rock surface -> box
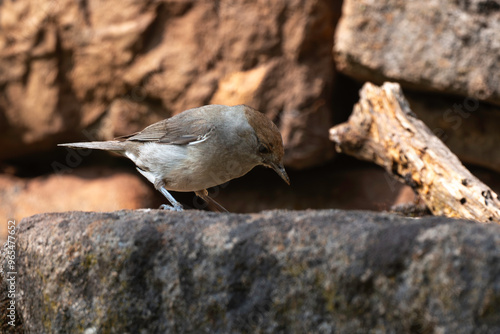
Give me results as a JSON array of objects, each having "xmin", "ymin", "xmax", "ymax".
[
  {"xmin": 0, "ymin": 0, "xmax": 340, "ymax": 168},
  {"xmin": 334, "ymin": 0, "xmax": 500, "ymax": 106},
  {"xmin": 5, "ymin": 209, "xmax": 500, "ymax": 333}
]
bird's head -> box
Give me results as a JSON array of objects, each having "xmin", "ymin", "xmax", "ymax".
[{"xmin": 243, "ymin": 106, "xmax": 290, "ymax": 185}]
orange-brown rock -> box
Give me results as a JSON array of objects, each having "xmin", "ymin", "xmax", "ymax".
[
  {"xmin": 0, "ymin": 167, "xmax": 157, "ymax": 240},
  {"xmin": 0, "ymin": 0, "xmax": 340, "ymax": 169}
]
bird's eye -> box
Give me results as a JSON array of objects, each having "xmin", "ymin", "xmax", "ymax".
[{"xmin": 258, "ymin": 144, "xmax": 270, "ymax": 154}]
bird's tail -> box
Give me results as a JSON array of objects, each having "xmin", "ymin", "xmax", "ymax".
[{"xmin": 58, "ymin": 141, "xmax": 126, "ymax": 152}]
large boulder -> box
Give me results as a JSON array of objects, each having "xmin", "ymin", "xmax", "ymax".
[
  {"xmin": 4, "ymin": 209, "xmax": 500, "ymax": 333},
  {"xmin": 0, "ymin": 0, "xmax": 340, "ymax": 168}
]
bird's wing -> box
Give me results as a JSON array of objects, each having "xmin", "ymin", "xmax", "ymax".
[{"xmin": 116, "ymin": 115, "xmax": 214, "ymax": 145}]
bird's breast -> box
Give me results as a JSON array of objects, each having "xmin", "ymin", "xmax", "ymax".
[{"xmin": 137, "ymin": 141, "xmax": 258, "ymax": 192}]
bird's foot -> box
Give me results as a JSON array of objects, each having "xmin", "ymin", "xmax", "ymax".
[
  {"xmin": 156, "ymin": 185, "xmax": 184, "ymax": 211},
  {"xmin": 159, "ymin": 204, "xmax": 183, "ymax": 211}
]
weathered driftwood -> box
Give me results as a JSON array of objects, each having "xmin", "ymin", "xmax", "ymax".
[{"xmin": 329, "ymin": 82, "xmax": 500, "ymax": 223}]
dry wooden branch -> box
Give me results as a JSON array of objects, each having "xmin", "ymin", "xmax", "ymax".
[{"xmin": 329, "ymin": 82, "xmax": 500, "ymax": 223}]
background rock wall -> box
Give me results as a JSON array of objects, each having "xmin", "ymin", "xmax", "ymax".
[{"xmin": 1, "ymin": 0, "xmax": 500, "ymax": 229}]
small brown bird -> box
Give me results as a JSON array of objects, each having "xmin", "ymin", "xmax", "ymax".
[{"xmin": 59, "ymin": 104, "xmax": 290, "ymax": 212}]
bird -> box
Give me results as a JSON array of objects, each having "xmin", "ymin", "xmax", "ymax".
[{"xmin": 59, "ymin": 104, "xmax": 290, "ymax": 212}]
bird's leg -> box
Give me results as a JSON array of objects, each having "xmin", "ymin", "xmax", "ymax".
[
  {"xmin": 158, "ymin": 187, "xmax": 183, "ymax": 211},
  {"xmin": 154, "ymin": 179, "xmax": 183, "ymax": 211},
  {"xmin": 195, "ymin": 190, "xmax": 229, "ymax": 213}
]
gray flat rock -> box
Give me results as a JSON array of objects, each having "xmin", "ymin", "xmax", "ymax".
[{"xmin": 3, "ymin": 209, "xmax": 500, "ymax": 333}]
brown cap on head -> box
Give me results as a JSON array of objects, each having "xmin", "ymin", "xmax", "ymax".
[{"xmin": 242, "ymin": 105, "xmax": 289, "ymax": 185}]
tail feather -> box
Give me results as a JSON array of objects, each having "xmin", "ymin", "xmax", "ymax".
[{"xmin": 58, "ymin": 141, "xmax": 125, "ymax": 152}]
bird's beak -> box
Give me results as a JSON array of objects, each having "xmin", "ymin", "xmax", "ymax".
[{"xmin": 270, "ymin": 162, "xmax": 290, "ymax": 185}]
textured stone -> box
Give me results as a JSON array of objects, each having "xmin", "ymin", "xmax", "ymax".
[
  {"xmin": 4, "ymin": 209, "xmax": 500, "ymax": 333},
  {"xmin": 334, "ymin": 0, "xmax": 500, "ymax": 106},
  {"xmin": 0, "ymin": 0, "xmax": 340, "ymax": 168}
]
